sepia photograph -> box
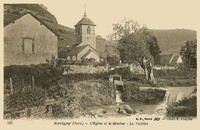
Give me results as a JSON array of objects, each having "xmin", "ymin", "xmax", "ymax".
[{"xmin": 1, "ymin": 0, "xmax": 199, "ymax": 129}]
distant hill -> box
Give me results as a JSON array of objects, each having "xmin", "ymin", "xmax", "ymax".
[
  {"xmin": 4, "ymin": 4, "xmax": 196, "ymax": 58},
  {"xmin": 151, "ymin": 29, "xmax": 197, "ymax": 54}
]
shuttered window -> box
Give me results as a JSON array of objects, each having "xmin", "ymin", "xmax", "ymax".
[{"xmin": 22, "ymin": 38, "xmax": 34, "ymax": 53}]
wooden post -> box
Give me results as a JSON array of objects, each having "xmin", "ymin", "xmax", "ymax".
[
  {"xmin": 32, "ymin": 76, "xmax": 34, "ymax": 87},
  {"xmin": 10, "ymin": 77, "xmax": 13, "ymax": 95},
  {"xmin": 22, "ymin": 78, "xmax": 24, "ymax": 84}
]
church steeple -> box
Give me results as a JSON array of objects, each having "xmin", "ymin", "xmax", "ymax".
[
  {"xmin": 74, "ymin": 6, "xmax": 96, "ymax": 49},
  {"xmin": 84, "ymin": 3, "xmax": 87, "ymax": 17}
]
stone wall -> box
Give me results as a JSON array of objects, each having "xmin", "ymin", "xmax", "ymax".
[{"xmin": 63, "ymin": 65, "xmax": 108, "ymax": 74}]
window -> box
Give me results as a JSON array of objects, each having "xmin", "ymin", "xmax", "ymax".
[
  {"xmin": 22, "ymin": 38, "xmax": 34, "ymax": 53},
  {"xmin": 87, "ymin": 26, "xmax": 91, "ymax": 33},
  {"xmin": 78, "ymin": 27, "xmax": 81, "ymax": 34}
]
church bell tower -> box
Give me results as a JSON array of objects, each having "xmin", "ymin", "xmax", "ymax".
[{"xmin": 74, "ymin": 10, "xmax": 96, "ymax": 49}]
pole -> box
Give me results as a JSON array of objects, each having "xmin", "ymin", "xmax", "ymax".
[
  {"xmin": 10, "ymin": 77, "xmax": 13, "ymax": 95},
  {"xmin": 32, "ymin": 76, "xmax": 34, "ymax": 87}
]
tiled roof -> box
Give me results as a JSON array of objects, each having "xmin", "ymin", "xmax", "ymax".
[
  {"xmin": 81, "ymin": 49, "xmax": 92, "ymax": 59},
  {"xmin": 74, "ymin": 14, "xmax": 96, "ymax": 27},
  {"xmin": 160, "ymin": 54, "xmax": 174, "ymax": 65},
  {"xmin": 170, "ymin": 55, "xmax": 179, "ymax": 65},
  {"xmin": 160, "ymin": 54, "xmax": 181, "ymax": 66},
  {"xmin": 67, "ymin": 45, "xmax": 88, "ymax": 56}
]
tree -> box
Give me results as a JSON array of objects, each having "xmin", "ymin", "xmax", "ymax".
[
  {"xmin": 106, "ymin": 55, "xmax": 120, "ymax": 66},
  {"xmin": 148, "ymin": 36, "xmax": 161, "ymax": 65},
  {"xmin": 180, "ymin": 40, "xmax": 197, "ymax": 69},
  {"xmin": 108, "ymin": 19, "xmax": 161, "ymax": 84}
]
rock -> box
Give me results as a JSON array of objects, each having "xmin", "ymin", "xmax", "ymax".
[
  {"xmin": 103, "ymin": 110, "xmax": 107, "ymax": 114},
  {"xmin": 98, "ymin": 114, "xmax": 103, "ymax": 117},
  {"xmin": 122, "ymin": 105, "xmax": 133, "ymax": 114},
  {"xmin": 118, "ymin": 105, "xmax": 136, "ymax": 115},
  {"xmin": 119, "ymin": 109, "xmax": 127, "ymax": 115},
  {"xmin": 88, "ymin": 108, "xmax": 106, "ymax": 118}
]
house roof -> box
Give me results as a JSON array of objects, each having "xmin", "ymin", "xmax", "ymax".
[
  {"xmin": 160, "ymin": 54, "xmax": 181, "ymax": 66},
  {"xmin": 4, "ymin": 12, "xmax": 58, "ymax": 36},
  {"xmin": 67, "ymin": 45, "xmax": 88, "ymax": 57},
  {"xmin": 81, "ymin": 49, "xmax": 92, "ymax": 59},
  {"xmin": 159, "ymin": 54, "xmax": 174, "ymax": 65},
  {"xmin": 59, "ymin": 44, "xmax": 101, "ymax": 59},
  {"xmin": 74, "ymin": 14, "xmax": 96, "ymax": 27},
  {"xmin": 170, "ymin": 55, "xmax": 179, "ymax": 65}
]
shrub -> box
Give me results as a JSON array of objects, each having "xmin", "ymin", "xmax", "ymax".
[
  {"xmin": 154, "ymin": 69, "xmax": 196, "ymax": 79},
  {"xmin": 166, "ymin": 95, "xmax": 197, "ymax": 117},
  {"xmin": 7, "ymin": 87, "xmax": 46, "ymax": 111},
  {"xmin": 122, "ymin": 83, "xmax": 166, "ymax": 104},
  {"xmin": 4, "ymin": 64, "xmax": 63, "ymax": 90}
]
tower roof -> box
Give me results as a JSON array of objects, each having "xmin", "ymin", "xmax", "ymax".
[{"xmin": 74, "ymin": 14, "xmax": 96, "ymax": 27}]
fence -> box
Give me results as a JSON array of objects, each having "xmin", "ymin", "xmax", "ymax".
[{"xmin": 63, "ymin": 65, "xmax": 108, "ymax": 74}]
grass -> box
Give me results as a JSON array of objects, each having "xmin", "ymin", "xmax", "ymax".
[
  {"xmin": 156, "ymin": 78, "xmax": 196, "ymax": 87},
  {"xmin": 166, "ymin": 95, "xmax": 197, "ymax": 117}
]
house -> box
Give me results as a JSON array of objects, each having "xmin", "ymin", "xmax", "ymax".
[
  {"xmin": 4, "ymin": 12, "xmax": 58, "ymax": 66},
  {"xmin": 64, "ymin": 12, "xmax": 101, "ymax": 62},
  {"xmin": 154, "ymin": 54, "xmax": 183, "ymax": 70},
  {"xmin": 66, "ymin": 44, "xmax": 100, "ymax": 61}
]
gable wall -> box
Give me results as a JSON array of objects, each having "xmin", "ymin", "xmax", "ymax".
[
  {"xmin": 77, "ymin": 45, "xmax": 100, "ymax": 61},
  {"xmin": 4, "ymin": 14, "xmax": 58, "ymax": 66}
]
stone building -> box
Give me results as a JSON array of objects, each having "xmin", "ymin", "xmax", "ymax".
[
  {"xmin": 66, "ymin": 12, "xmax": 100, "ymax": 62},
  {"xmin": 4, "ymin": 12, "xmax": 58, "ymax": 66}
]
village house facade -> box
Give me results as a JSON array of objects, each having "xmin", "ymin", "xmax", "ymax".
[
  {"xmin": 66, "ymin": 12, "xmax": 100, "ymax": 62},
  {"xmin": 154, "ymin": 54, "xmax": 183, "ymax": 70},
  {"xmin": 4, "ymin": 13, "xmax": 58, "ymax": 66}
]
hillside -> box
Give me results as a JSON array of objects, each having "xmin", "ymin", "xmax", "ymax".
[
  {"xmin": 4, "ymin": 4, "xmax": 117, "ymax": 59},
  {"xmin": 4, "ymin": 4, "xmax": 197, "ymax": 58},
  {"xmin": 4, "ymin": 4, "xmax": 57, "ymax": 24},
  {"xmin": 151, "ymin": 29, "xmax": 197, "ymax": 54}
]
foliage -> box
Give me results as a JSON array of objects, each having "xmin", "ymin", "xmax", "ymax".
[
  {"xmin": 108, "ymin": 19, "xmax": 161, "ymax": 65},
  {"xmin": 122, "ymin": 83, "xmax": 166, "ymax": 104},
  {"xmin": 108, "ymin": 19, "xmax": 160, "ymax": 83},
  {"xmin": 46, "ymin": 103, "xmax": 74, "ymax": 118},
  {"xmin": 154, "ymin": 68, "xmax": 196, "ymax": 79},
  {"xmin": 8, "ymin": 87, "xmax": 46, "ymax": 111},
  {"xmin": 180, "ymin": 40, "xmax": 197, "ymax": 69},
  {"xmin": 57, "ymin": 58, "xmax": 106, "ymax": 67},
  {"xmin": 4, "ymin": 4, "xmax": 57, "ymax": 23},
  {"xmin": 63, "ymin": 81, "xmax": 114, "ymax": 114},
  {"xmin": 4, "ymin": 64, "xmax": 63, "ymax": 90},
  {"xmin": 62, "ymin": 67, "xmax": 149, "ymax": 85},
  {"xmin": 148, "ymin": 36, "xmax": 161, "ymax": 64},
  {"xmin": 106, "ymin": 55, "xmax": 120, "ymax": 66},
  {"xmin": 166, "ymin": 95, "xmax": 197, "ymax": 117}
]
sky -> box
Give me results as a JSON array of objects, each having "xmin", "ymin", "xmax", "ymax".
[{"xmin": 5, "ymin": 0, "xmax": 200, "ymax": 38}]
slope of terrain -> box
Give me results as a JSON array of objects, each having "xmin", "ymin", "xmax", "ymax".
[
  {"xmin": 151, "ymin": 29, "xmax": 197, "ymax": 54},
  {"xmin": 4, "ymin": 4, "xmax": 197, "ymax": 58}
]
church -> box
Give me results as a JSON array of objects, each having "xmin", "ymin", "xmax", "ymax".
[{"xmin": 66, "ymin": 12, "xmax": 101, "ymax": 62}]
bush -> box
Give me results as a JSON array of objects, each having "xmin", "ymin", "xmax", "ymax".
[
  {"xmin": 122, "ymin": 83, "xmax": 166, "ymax": 104},
  {"xmin": 7, "ymin": 87, "xmax": 46, "ymax": 111},
  {"xmin": 58, "ymin": 58, "xmax": 106, "ymax": 66},
  {"xmin": 166, "ymin": 95, "xmax": 197, "ymax": 117},
  {"xmin": 4, "ymin": 64, "xmax": 63, "ymax": 90},
  {"xmin": 154, "ymin": 69, "xmax": 196, "ymax": 79}
]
